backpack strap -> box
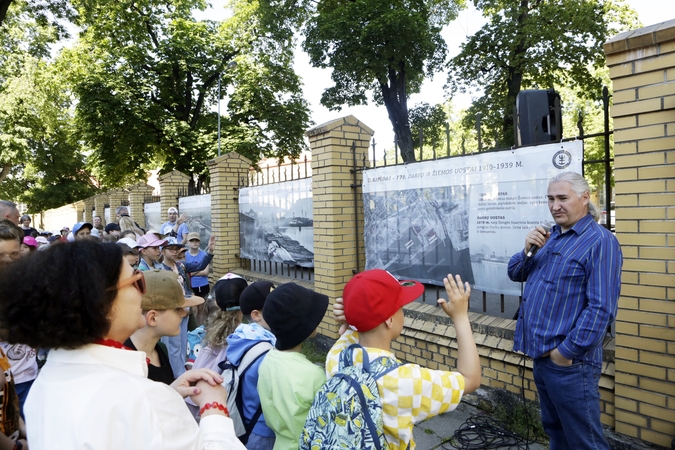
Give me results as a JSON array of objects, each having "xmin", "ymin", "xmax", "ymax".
[
  {"xmin": 219, "ymin": 341, "xmax": 273, "ymax": 444},
  {"xmin": 339, "ymin": 343, "xmax": 371, "ymax": 371},
  {"xmin": 334, "ymin": 372, "xmax": 384, "ymax": 450}
]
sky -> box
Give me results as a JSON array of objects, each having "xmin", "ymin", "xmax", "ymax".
[{"xmin": 199, "ymin": 0, "xmax": 672, "ymax": 156}]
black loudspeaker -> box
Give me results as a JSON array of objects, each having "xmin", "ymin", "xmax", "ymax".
[{"xmin": 515, "ymin": 89, "xmax": 562, "ymax": 147}]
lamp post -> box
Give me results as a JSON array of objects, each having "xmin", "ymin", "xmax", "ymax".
[{"xmin": 217, "ymin": 61, "xmax": 238, "ymax": 157}]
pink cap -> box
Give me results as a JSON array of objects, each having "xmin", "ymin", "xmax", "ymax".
[{"xmin": 23, "ymin": 236, "xmax": 38, "ymax": 248}]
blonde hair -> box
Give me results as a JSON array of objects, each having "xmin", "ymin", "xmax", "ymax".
[
  {"xmin": 203, "ymin": 309, "xmax": 241, "ymax": 349},
  {"xmin": 118, "ymin": 216, "xmax": 144, "ymax": 237}
]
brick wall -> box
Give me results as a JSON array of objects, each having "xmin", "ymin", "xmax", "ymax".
[
  {"xmin": 158, "ymin": 170, "xmax": 190, "ymax": 231},
  {"xmin": 605, "ymin": 18, "xmax": 675, "ymax": 448},
  {"xmin": 207, "ymin": 152, "xmax": 251, "ymax": 279},
  {"xmin": 307, "ymin": 116, "xmax": 374, "ymax": 339}
]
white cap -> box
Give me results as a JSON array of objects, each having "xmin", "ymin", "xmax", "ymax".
[{"xmin": 117, "ymin": 237, "xmax": 141, "ymax": 248}]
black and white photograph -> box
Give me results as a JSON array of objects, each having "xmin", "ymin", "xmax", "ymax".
[{"xmin": 239, "ymin": 178, "xmax": 314, "ymax": 268}]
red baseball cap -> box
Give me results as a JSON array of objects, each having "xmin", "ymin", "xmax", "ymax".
[{"xmin": 343, "ymin": 269, "xmax": 424, "ymax": 332}]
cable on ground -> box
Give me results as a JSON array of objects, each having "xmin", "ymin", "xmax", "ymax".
[{"xmin": 443, "ymin": 414, "xmax": 538, "ymax": 450}]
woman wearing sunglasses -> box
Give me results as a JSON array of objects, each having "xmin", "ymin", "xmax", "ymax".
[{"xmin": 0, "ymin": 240, "xmax": 245, "ymax": 450}]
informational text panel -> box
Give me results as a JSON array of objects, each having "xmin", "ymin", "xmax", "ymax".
[{"xmin": 363, "ymin": 141, "xmax": 583, "ymax": 295}]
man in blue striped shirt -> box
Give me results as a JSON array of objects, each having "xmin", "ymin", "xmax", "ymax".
[{"xmin": 508, "ymin": 172, "xmax": 622, "ymax": 450}]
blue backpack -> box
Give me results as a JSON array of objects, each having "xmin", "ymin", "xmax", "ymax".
[{"xmin": 300, "ymin": 343, "xmax": 400, "ymax": 450}]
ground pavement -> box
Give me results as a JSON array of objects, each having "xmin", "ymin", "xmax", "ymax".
[{"xmin": 413, "ymin": 401, "xmax": 548, "ymax": 450}]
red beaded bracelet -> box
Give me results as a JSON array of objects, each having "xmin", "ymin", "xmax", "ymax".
[{"xmin": 199, "ymin": 402, "xmax": 229, "ymax": 417}]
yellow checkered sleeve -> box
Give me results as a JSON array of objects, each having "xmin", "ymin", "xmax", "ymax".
[{"xmin": 326, "ymin": 330, "xmax": 465, "ymax": 450}]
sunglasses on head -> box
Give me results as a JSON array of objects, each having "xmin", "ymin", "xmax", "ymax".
[{"xmin": 109, "ymin": 269, "xmax": 146, "ymax": 294}]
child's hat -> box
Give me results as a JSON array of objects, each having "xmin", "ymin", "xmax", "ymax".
[
  {"xmin": 212, "ymin": 277, "xmax": 248, "ymax": 311},
  {"xmin": 239, "ymin": 281, "xmax": 275, "ymax": 316},
  {"xmin": 343, "ymin": 269, "xmax": 424, "ymax": 332},
  {"xmin": 142, "ymin": 269, "xmax": 204, "ymax": 311},
  {"xmin": 262, "ymin": 283, "xmax": 328, "ymax": 350}
]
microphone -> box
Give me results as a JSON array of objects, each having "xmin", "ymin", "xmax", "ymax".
[{"xmin": 525, "ymin": 220, "xmax": 553, "ymax": 259}]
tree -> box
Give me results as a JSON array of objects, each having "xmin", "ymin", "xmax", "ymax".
[
  {"xmin": 65, "ymin": 0, "xmax": 310, "ymax": 189},
  {"xmin": 409, "ymin": 102, "xmax": 448, "ymax": 159},
  {"xmin": 259, "ymin": 0, "xmax": 464, "ymax": 163},
  {"xmin": 0, "ymin": 56, "xmax": 96, "ymax": 211},
  {"xmin": 447, "ymin": 0, "xmax": 638, "ymax": 147}
]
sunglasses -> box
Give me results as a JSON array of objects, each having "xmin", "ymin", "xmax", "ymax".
[{"xmin": 109, "ymin": 269, "xmax": 146, "ymax": 294}]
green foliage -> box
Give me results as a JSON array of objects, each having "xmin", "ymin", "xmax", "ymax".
[
  {"xmin": 259, "ymin": 0, "xmax": 465, "ymax": 163},
  {"xmin": 0, "ymin": 2, "xmax": 95, "ymax": 211},
  {"xmin": 0, "ymin": 56, "xmax": 95, "ymax": 211},
  {"xmin": 410, "ymin": 103, "xmax": 447, "ymax": 155},
  {"xmin": 301, "ymin": 337, "xmax": 328, "ymax": 365},
  {"xmin": 557, "ymin": 70, "xmax": 614, "ymax": 202},
  {"xmin": 63, "ymin": 0, "xmax": 309, "ymax": 188},
  {"xmin": 447, "ymin": 0, "xmax": 639, "ymax": 147}
]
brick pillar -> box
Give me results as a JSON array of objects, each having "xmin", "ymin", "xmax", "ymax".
[
  {"xmin": 108, "ymin": 188, "xmax": 129, "ymax": 221},
  {"xmin": 207, "ymin": 152, "xmax": 251, "ymax": 279},
  {"xmin": 158, "ymin": 170, "xmax": 190, "ymax": 224},
  {"xmin": 605, "ymin": 20, "xmax": 675, "ymax": 448},
  {"xmin": 128, "ymin": 183, "xmax": 155, "ymax": 230},
  {"xmin": 93, "ymin": 194, "xmax": 106, "ymax": 225},
  {"xmin": 74, "ymin": 201, "xmax": 86, "ymax": 223},
  {"xmin": 83, "ymin": 196, "xmax": 95, "ymax": 223},
  {"xmin": 307, "ymin": 115, "xmax": 374, "ymax": 339}
]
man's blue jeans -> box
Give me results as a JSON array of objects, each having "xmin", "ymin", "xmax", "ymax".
[{"xmin": 533, "ymin": 357, "xmax": 609, "ymax": 450}]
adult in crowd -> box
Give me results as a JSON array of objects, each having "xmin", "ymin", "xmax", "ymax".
[
  {"xmin": 0, "ymin": 219, "xmax": 28, "ymax": 450},
  {"xmin": 72, "ymin": 222, "xmax": 93, "ymax": 241},
  {"xmin": 93, "ymin": 216, "xmax": 104, "ymax": 233},
  {"xmin": 0, "ymin": 220, "xmax": 22, "ymax": 270},
  {"xmin": 0, "ymin": 240, "xmax": 245, "ymax": 450},
  {"xmin": 0, "ymin": 202, "xmax": 19, "ymax": 226},
  {"xmin": 115, "ymin": 206, "xmax": 129, "ymax": 223},
  {"xmin": 507, "ymin": 172, "xmax": 622, "ymax": 450},
  {"xmin": 137, "ymin": 232, "xmax": 168, "ymax": 271},
  {"xmin": 19, "ymin": 216, "xmax": 37, "ymax": 238},
  {"xmin": 116, "ymin": 206, "xmax": 146, "ymax": 234},
  {"xmin": 161, "ymin": 208, "xmax": 190, "ymax": 244},
  {"xmin": 59, "ymin": 227, "xmax": 69, "ymax": 242}
]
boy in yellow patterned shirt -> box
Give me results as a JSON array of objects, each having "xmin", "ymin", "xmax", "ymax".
[{"xmin": 327, "ymin": 270, "xmax": 481, "ymax": 450}]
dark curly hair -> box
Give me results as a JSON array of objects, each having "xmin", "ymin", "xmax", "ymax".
[{"xmin": 0, "ymin": 240, "xmax": 124, "ymax": 349}]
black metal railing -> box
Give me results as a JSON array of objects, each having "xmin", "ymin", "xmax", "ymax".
[
  {"xmin": 241, "ymin": 155, "xmax": 311, "ymax": 188},
  {"xmin": 143, "ymin": 194, "xmax": 161, "ymax": 203}
]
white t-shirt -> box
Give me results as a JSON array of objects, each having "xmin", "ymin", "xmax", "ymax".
[{"xmin": 25, "ymin": 344, "xmax": 245, "ymax": 450}]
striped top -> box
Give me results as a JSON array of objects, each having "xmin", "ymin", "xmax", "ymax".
[{"xmin": 508, "ymin": 214, "xmax": 622, "ymax": 368}]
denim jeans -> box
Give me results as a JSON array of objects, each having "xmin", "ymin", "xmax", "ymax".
[
  {"xmin": 245, "ymin": 432, "xmax": 275, "ymax": 450},
  {"xmin": 533, "ymin": 357, "xmax": 609, "ymax": 450}
]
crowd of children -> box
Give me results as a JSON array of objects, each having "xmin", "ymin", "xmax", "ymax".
[{"xmin": 0, "ymin": 201, "xmax": 483, "ymax": 450}]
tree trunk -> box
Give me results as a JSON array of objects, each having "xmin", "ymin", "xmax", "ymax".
[
  {"xmin": 380, "ymin": 66, "xmax": 416, "ymax": 163},
  {"xmin": 0, "ymin": 0, "xmax": 12, "ymax": 26}
]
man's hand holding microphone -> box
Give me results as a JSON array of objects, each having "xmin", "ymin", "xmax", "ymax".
[{"xmin": 524, "ymin": 221, "xmax": 553, "ymax": 259}]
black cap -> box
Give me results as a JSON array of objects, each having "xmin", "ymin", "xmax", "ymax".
[
  {"xmin": 262, "ymin": 283, "xmax": 329, "ymax": 351},
  {"xmin": 240, "ymin": 281, "xmax": 275, "ymax": 316},
  {"xmin": 212, "ymin": 278, "xmax": 248, "ymax": 311},
  {"xmin": 105, "ymin": 223, "xmax": 121, "ymax": 233}
]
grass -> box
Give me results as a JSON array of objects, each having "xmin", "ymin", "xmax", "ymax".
[
  {"xmin": 301, "ymin": 336, "xmax": 329, "ymax": 365},
  {"xmin": 491, "ymin": 390, "xmax": 548, "ymax": 443}
]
